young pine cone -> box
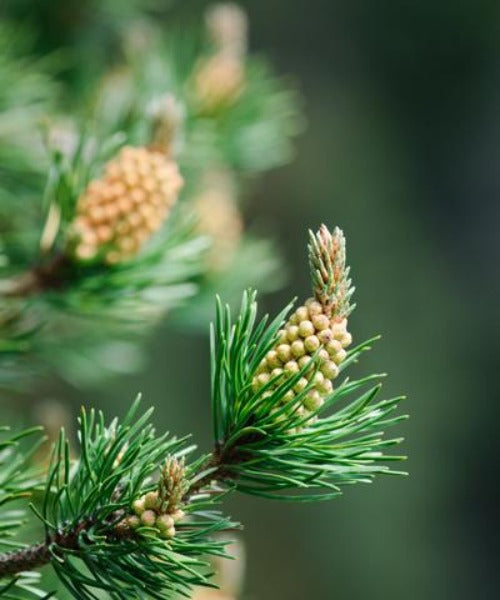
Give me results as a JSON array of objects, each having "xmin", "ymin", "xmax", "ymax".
[
  {"xmin": 70, "ymin": 146, "xmax": 183, "ymax": 264},
  {"xmin": 119, "ymin": 457, "xmax": 188, "ymax": 540},
  {"xmin": 253, "ymin": 226, "xmax": 354, "ymax": 427}
]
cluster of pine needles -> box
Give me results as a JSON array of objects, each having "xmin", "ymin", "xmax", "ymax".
[{"xmin": 0, "ymin": 2, "xmax": 407, "ymax": 599}]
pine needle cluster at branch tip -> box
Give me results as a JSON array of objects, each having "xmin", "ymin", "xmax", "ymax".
[
  {"xmin": 122, "ymin": 456, "xmax": 188, "ymax": 539},
  {"xmin": 252, "ymin": 224, "xmax": 353, "ymax": 428},
  {"xmin": 69, "ymin": 146, "xmax": 183, "ymax": 264},
  {"xmin": 0, "ymin": 219, "xmax": 408, "ymax": 594},
  {"xmin": 0, "ymin": 399, "xmax": 239, "ymax": 597}
]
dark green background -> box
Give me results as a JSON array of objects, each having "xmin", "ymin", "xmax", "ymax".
[{"xmin": 2, "ymin": 1, "xmax": 499, "ymax": 598}]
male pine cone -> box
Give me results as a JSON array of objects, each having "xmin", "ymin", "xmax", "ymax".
[
  {"xmin": 119, "ymin": 457, "xmax": 187, "ymax": 540},
  {"xmin": 253, "ymin": 225, "xmax": 354, "ymax": 426},
  {"xmin": 70, "ymin": 146, "xmax": 183, "ymax": 264}
]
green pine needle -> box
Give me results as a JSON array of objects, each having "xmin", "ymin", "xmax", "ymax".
[{"xmin": 210, "ymin": 290, "xmax": 407, "ymax": 501}]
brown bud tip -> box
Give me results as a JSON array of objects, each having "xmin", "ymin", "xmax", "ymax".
[
  {"xmin": 115, "ymin": 519, "xmax": 130, "ymax": 535},
  {"xmin": 148, "ymin": 94, "xmax": 185, "ymax": 155},
  {"xmin": 158, "ymin": 456, "xmax": 189, "ymax": 514}
]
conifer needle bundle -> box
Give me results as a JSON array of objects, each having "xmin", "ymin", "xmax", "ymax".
[
  {"xmin": 0, "ymin": 5, "xmax": 407, "ymax": 598},
  {"xmin": 0, "ymin": 224, "xmax": 406, "ymax": 599}
]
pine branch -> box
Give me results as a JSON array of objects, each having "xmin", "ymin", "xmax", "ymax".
[
  {"xmin": 0, "ymin": 398, "xmax": 237, "ymax": 597},
  {"xmin": 0, "ymin": 427, "xmax": 48, "ymax": 598},
  {"xmin": 0, "ymin": 451, "xmax": 226, "ymax": 580},
  {"xmin": 0, "ymin": 1, "xmax": 303, "ymax": 387},
  {"xmin": 0, "ymin": 222, "xmax": 406, "ymax": 598},
  {"xmin": 207, "ymin": 226, "xmax": 406, "ymax": 501},
  {"xmin": 0, "ymin": 544, "xmax": 50, "ymax": 578},
  {"xmin": 0, "ymin": 253, "xmax": 69, "ymax": 298},
  {"xmin": 0, "ymin": 3, "xmax": 407, "ymax": 596}
]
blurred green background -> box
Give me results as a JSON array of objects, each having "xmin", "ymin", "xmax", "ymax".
[{"xmin": 1, "ymin": 0, "xmax": 499, "ymax": 598}]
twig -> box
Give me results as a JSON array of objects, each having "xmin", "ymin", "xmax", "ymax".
[{"xmin": 1, "ymin": 253, "xmax": 69, "ymax": 297}]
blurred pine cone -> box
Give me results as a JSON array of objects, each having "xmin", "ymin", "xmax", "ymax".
[
  {"xmin": 192, "ymin": 53, "xmax": 245, "ymax": 113},
  {"xmin": 70, "ymin": 146, "xmax": 183, "ymax": 264}
]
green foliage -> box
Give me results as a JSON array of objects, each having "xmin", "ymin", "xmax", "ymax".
[
  {"xmin": 35, "ymin": 398, "xmax": 235, "ymax": 599},
  {"xmin": 0, "ymin": 4, "xmax": 408, "ymax": 598},
  {"xmin": 0, "ymin": 282, "xmax": 407, "ymax": 597},
  {"xmin": 0, "ymin": 21, "xmax": 60, "ymax": 265},
  {"xmin": 211, "ymin": 59, "xmax": 303, "ymax": 173},
  {"xmin": 89, "ymin": 22, "xmax": 302, "ymax": 176},
  {"xmin": 0, "ymin": 122, "xmax": 210, "ymax": 383},
  {"xmin": 0, "ymin": 21, "xmax": 59, "ymax": 166},
  {"xmin": 173, "ymin": 236, "xmax": 286, "ymax": 330},
  {"xmin": 210, "ymin": 290, "xmax": 407, "ymax": 500},
  {"xmin": 0, "ymin": 1, "xmax": 302, "ymax": 384},
  {"xmin": 1, "ymin": 134, "xmax": 209, "ymax": 383},
  {"xmin": 0, "ymin": 428, "xmax": 48, "ymax": 600},
  {"xmin": 0, "ymin": 427, "xmax": 43, "ymax": 523}
]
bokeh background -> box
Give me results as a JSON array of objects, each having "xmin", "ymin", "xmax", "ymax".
[{"xmin": 2, "ymin": 1, "xmax": 499, "ymax": 598}]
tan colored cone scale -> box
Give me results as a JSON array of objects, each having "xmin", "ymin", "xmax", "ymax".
[
  {"xmin": 71, "ymin": 146, "xmax": 183, "ymax": 264},
  {"xmin": 253, "ymin": 297, "xmax": 352, "ymax": 429}
]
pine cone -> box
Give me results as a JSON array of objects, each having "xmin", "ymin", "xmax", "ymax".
[
  {"xmin": 253, "ymin": 299, "xmax": 352, "ymax": 422},
  {"xmin": 253, "ymin": 226, "xmax": 354, "ymax": 428},
  {"xmin": 70, "ymin": 146, "xmax": 183, "ymax": 264},
  {"xmin": 123, "ymin": 457, "xmax": 187, "ymax": 540}
]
